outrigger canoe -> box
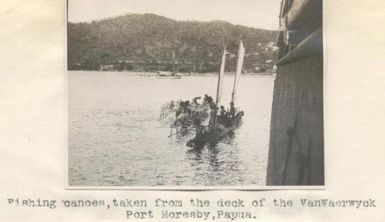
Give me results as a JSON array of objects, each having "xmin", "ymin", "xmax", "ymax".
[
  {"xmin": 186, "ymin": 111, "xmax": 244, "ymax": 150},
  {"xmin": 186, "ymin": 40, "xmax": 246, "ymax": 150}
]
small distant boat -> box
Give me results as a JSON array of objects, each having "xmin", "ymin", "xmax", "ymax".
[
  {"xmin": 139, "ymin": 73, "xmax": 153, "ymax": 77},
  {"xmin": 156, "ymin": 71, "xmax": 182, "ymax": 79},
  {"xmin": 157, "ymin": 51, "xmax": 182, "ymax": 79}
]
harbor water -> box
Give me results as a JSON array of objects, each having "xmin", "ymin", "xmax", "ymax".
[{"xmin": 69, "ymin": 71, "xmax": 275, "ymax": 186}]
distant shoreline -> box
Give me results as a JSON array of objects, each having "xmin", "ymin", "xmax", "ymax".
[{"xmin": 67, "ymin": 70, "xmax": 276, "ymax": 77}]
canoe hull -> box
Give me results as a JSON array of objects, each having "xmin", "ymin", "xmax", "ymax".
[{"xmin": 186, "ymin": 111, "xmax": 244, "ymax": 150}]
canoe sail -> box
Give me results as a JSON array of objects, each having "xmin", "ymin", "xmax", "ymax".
[
  {"xmin": 215, "ymin": 44, "xmax": 228, "ymax": 105},
  {"xmin": 231, "ymin": 40, "xmax": 245, "ymax": 104}
]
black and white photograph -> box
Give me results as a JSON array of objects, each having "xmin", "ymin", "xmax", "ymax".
[
  {"xmin": 4, "ymin": 0, "xmax": 385, "ymax": 220},
  {"xmin": 67, "ymin": 0, "xmax": 323, "ymax": 187}
]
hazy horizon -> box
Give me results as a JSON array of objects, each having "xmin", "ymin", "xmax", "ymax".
[{"xmin": 68, "ymin": 0, "xmax": 281, "ymax": 30}]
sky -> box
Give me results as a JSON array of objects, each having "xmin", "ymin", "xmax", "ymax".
[{"xmin": 68, "ymin": 0, "xmax": 281, "ymax": 30}]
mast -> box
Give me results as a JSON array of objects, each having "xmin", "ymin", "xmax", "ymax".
[
  {"xmin": 172, "ymin": 50, "xmax": 176, "ymax": 73},
  {"xmin": 216, "ymin": 44, "xmax": 227, "ymax": 105},
  {"xmin": 231, "ymin": 40, "xmax": 245, "ymax": 104}
]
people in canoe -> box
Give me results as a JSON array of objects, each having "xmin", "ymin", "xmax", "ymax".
[
  {"xmin": 202, "ymin": 94, "xmax": 207, "ymax": 104},
  {"xmin": 217, "ymin": 105, "xmax": 231, "ymax": 127},
  {"xmin": 176, "ymin": 100, "xmax": 191, "ymax": 117},
  {"xmin": 192, "ymin": 96, "xmax": 201, "ymax": 106},
  {"xmin": 219, "ymin": 105, "xmax": 226, "ymax": 116},
  {"xmin": 185, "ymin": 98, "xmax": 242, "ymax": 148},
  {"xmin": 229, "ymin": 101, "xmax": 236, "ymax": 118},
  {"xmin": 173, "ymin": 94, "xmax": 240, "ymax": 134},
  {"xmin": 206, "ymin": 96, "xmax": 218, "ymax": 127}
]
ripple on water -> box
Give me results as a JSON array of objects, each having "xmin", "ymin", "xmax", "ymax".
[{"xmin": 69, "ymin": 73, "xmax": 274, "ymax": 186}]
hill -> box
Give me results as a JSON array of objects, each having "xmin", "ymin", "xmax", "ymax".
[{"xmin": 68, "ymin": 14, "xmax": 278, "ymax": 73}]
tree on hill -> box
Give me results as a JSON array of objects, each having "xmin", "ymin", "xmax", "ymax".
[{"xmin": 68, "ymin": 14, "xmax": 278, "ymax": 72}]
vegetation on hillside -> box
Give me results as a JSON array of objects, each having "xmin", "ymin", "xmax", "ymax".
[{"xmin": 68, "ymin": 14, "xmax": 278, "ymax": 73}]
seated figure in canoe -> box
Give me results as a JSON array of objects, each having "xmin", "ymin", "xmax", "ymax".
[{"xmin": 171, "ymin": 96, "xmax": 210, "ymax": 135}]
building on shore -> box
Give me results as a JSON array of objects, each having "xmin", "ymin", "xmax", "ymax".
[{"xmin": 266, "ymin": 0, "xmax": 324, "ymax": 185}]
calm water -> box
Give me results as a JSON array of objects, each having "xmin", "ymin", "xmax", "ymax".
[{"xmin": 69, "ymin": 71, "xmax": 274, "ymax": 186}]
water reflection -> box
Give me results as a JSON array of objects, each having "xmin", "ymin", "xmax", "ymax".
[{"xmin": 69, "ymin": 72, "xmax": 274, "ymax": 186}]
